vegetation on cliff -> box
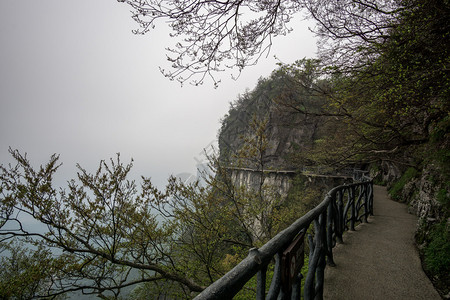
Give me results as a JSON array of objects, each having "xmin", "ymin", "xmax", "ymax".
[
  {"xmin": 218, "ymin": 63, "xmax": 327, "ymax": 171},
  {"xmin": 218, "ymin": 0, "xmax": 450, "ymax": 295},
  {"xmin": 1, "ymin": 0, "xmax": 448, "ymax": 298}
]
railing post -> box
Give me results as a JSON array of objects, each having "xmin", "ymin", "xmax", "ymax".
[
  {"xmin": 304, "ymin": 213, "xmax": 327, "ymax": 300},
  {"xmin": 326, "ymin": 202, "xmax": 336, "ymax": 266},
  {"xmin": 291, "ymin": 273, "xmax": 302, "ymax": 300},
  {"xmin": 266, "ymin": 253, "xmax": 282, "ymax": 300},
  {"xmin": 194, "ymin": 174, "xmax": 374, "ymax": 300},
  {"xmin": 257, "ymin": 265, "xmax": 267, "ymax": 300},
  {"xmin": 354, "ymin": 185, "xmax": 364, "ymax": 223},
  {"xmin": 350, "ymin": 185, "xmax": 356, "ymax": 231},
  {"xmin": 363, "ymin": 184, "xmax": 369, "ymax": 223},
  {"xmin": 315, "ymin": 213, "xmax": 327, "ymax": 300},
  {"xmin": 304, "ymin": 233, "xmax": 316, "ymax": 300},
  {"xmin": 337, "ymin": 190, "xmax": 344, "ymax": 242},
  {"xmin": 368, "ymin": 182, "xmax": 374, "ymax": 216}
]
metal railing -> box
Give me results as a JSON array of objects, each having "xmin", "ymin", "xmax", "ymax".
[{"xmin": 194, "ymin": 177, "xmax": 373, "ymax": 300}]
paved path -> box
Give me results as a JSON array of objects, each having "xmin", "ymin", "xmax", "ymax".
[{"xmin": 323, "ymin": 185, "xmax": 441, "ymax": 299}]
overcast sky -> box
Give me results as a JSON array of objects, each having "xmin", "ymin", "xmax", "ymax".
[{"xmin": 0, "ymin": 0, "xmax": 317, "ymax": 189}]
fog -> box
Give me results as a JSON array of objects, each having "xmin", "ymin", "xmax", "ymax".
[{"xmin": 0, "ymin": 0, "xmax": 317, "ymax": 189}]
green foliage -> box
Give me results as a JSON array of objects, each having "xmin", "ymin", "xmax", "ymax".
[
  {"xmin": 430, "ymin": 115, "xmax": 450, "ymax": 143},
  {"xmin": 388, "ymin": 167, "xmax": 419, "ymax": 201},
  {"xmin": 235, "ymin": 114, "xmax": 269, "ymax": 171},
  {"xmin": 416, "ymin": 217, "xmax": 450, "ymax": 296},
  {"xmin": 287, "ymin": 176, "xmax": 322, "ymax": 211},
  {"xmin": 0, "ymin": 149, "xmax": 212, "ymax": 298},
  {"xmin": 369, "ymin": 163, "xmax": 387, "ymax": 186},
  {"xmin": 0, "ymin": 242, "xmax": 63, "ymax": 300},
  {"xmin": 2, "ymin": 1, "xmax": 449, "ymax": 297},
  {"xmin": 232, "ymin": 251, "xmax": 311, "ymax": 299},
  {"xmin": 218, "ymin": 59, "xmax": 327, "ymax": 170},
  {"xmin": 423, "ymin": 220, "xmax": 450, "ymax": 283},
  {"xmin": 437, "ymin": 189, "xmax": 450, "ymax": 213},
  {"xmin": 2, "ymin": 126, "xmax": 315, "ymax": 298},
  {"xmin": 271, "ymin": 0, "xmax": 450, "ymax": 170},
  {"xmin": 233, "ymin": 264, "xmax": 275, "ymax": 299},
  {"xmin": 129, "ymin": 280, "xmax": 191, "ymax": 300}
]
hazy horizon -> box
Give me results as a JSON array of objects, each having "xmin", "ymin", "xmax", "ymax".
[{"xmin": 0, "ymin": 0, "xmax": 317, "ymax": 189}]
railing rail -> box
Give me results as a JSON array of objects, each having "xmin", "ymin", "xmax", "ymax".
[{"xmin": 194, "ymin": 175, "xmax": 373, "ymax": 300}]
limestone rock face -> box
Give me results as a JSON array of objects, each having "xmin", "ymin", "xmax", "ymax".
[
  {"xmin": 216, "ymin": 76, "xmax": 327, "ymax": 240},
  {"xmin": 381, "ymin": 161, "xmax": 402, "ymax": 188},
  {"xmin": 230, "ymin": 169, "xmax": 295, "ymax": 200},
  {"xmin": 407, "ymin": 164, "xmax": 447, "ymax": 221},
  {"xmin": 218, "ymin": 85, "xmax": 322, "ymax": 171}
]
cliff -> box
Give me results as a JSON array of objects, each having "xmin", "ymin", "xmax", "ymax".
[{"xmin": 218, "ymin": 73, "xmax": 324, "ymax": 171}]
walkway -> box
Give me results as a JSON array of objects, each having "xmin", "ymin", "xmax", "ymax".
[{"xmin": 323, "ymin": 185, "xmax": 441, "ymax": 299}]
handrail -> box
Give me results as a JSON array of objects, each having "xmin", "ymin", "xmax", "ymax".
[{"xmin": 194, "ymin": 177, "xmax": 374, "ymax": 300}]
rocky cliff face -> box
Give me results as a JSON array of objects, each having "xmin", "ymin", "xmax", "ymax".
[
  {"xmin": 373, "ymin": 148, "xmax": 448, "ymax": 221},
  {"xmin": 375, "ymin": 157, "xmax": 448, "ymax": 226},
  {"xmin": 230, "ymin": 169, "xmax": 295, "ymax": 200},
  {"xmin": 218, "ymin": 77, "xmax": 323, "ymax": 171},
  {"xmin": 404, "ymin": 166, "xmax": 446, "ymax": 221},
  {"xmin": 377, "ymin": 161, "xmax": 403, "ymax": 185},
  {"xmin": 216, "ymin": 73, "xmax": 330, "ymax": 242}
]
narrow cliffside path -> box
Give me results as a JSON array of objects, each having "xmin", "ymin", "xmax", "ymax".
[{"xmin": 323, "ymin": 185, "xmax": 441, "ymax": 299}]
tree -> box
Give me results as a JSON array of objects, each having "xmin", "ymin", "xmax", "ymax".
[
  {"xmin": 119, "ymin": 0, "xmax": 448, "ymax": 164},
  {"xmin": 233, "ymin": 114, "xmax": 278, "ymax": 241},
  {"xmin": 119, "ymin": 0, "xmax": 303, "ymax": 85},
  {"xmin": 3, "ymin": 0, "xmax": 448, "ymax": 296},
  {"xmin": 304, "ymin": 0, "xmax": 404, "ymax": 72},
  {"xmin": 0, "ymin": 149, "xmax": 206, "ymax": 298},
  {"xmin": 268, "ymin": 0, "xmax": 450, "ymax": 168},
  {"xmin": 1, "ymin": 144, "xmax": 288, "ymax": 298},
  {"xmin": 118, "ymin": 0, "xmax": 412, "ymax": 85},
  {"xmin": 0, "ymin": 242, "xmax": 61, "ymax": 299}
]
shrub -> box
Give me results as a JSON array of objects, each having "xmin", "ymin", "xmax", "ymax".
[
  {"xmin": 423, "ymin": 221, "xmax": 450, "ymax": 279},
  {"xmin": 437, "ymin": 188, "xmax": 450, "ymax": 214},
  {"xmin": 388, "ymin": 167, "xmax": 418, "ymax": 201}
]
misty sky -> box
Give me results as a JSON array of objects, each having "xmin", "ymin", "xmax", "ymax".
[{"xmin": 0, "ymin": 0, "xmax": 317, "ymax": 189}]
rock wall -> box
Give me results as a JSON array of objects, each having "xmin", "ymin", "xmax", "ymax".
[
  {"xmin": 230, "ymin": 169, "xmax": 295, "ymax": 200},
  {"xmin": 377, "ymin": 160, "xmax": 447, "ymax": 222},
  {"xmin": 379, "ymin": 160, "xmax": 403, "ymax": 187},
  {"xmin": 403, "ymin": 164, "xmax": 448, "ymax": 221},
  {"xmin": 230, "ymin": 169, "xmax": 352, "ymax": 202},
  {"xmin": 218, "ymin": 76, "xmax": 324, "ymax": 171}
]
